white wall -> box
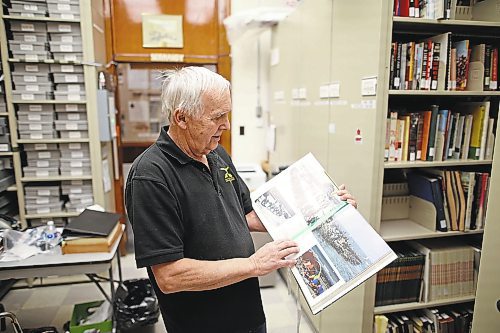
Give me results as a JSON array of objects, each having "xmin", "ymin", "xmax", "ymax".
[{"xmin": 230, "ymin": 0, "xmax": 288, "ymax": 165}]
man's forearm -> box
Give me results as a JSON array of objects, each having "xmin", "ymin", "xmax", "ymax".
[
  {"xmin": 246, "ymin": 210, "xmax": 267, "ymax": 232},
  {"xmin": 152, "ymin": 257, "xmax": 256, "ymax": 294}
]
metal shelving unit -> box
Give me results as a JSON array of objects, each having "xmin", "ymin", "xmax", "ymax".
[{"xmin": 0, "ymin": 0, "xmax": 109, "ymax": 225}]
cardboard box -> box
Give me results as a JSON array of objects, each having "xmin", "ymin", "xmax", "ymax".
[{"xmin": 70, "ymin": 301, "xmax": 112, "ymax": 333}]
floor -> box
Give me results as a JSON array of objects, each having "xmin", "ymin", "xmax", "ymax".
[{"xmin": 0, "ymin": 254, "xmax": 316, "ymax": 333}]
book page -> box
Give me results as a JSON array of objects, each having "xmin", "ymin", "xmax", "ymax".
[{"xmin": 251, "ymin": 153, "xmax": 397, "ymax": 313}]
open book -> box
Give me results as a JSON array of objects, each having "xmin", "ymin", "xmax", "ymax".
[{"xmin": 250, "ymin": 153, "xmax": 397, "ymax": 314}]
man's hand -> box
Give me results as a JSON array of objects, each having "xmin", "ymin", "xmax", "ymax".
[
  {"xmin": 249, "ymin": 240, "xmax": 299, "ymax": 276},
  {"xmin": 337, "ymin": 184, "xmax": 358, "ymax": 209}
]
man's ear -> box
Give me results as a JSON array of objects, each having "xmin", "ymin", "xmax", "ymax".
[{"xmin": 173, "ymin": 109, "xmax": 188, "ymax": 129}]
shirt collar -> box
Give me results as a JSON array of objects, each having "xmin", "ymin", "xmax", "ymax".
[{"xmin": 155, "ymin": 125, "xmax": 217, "ymax": 165}]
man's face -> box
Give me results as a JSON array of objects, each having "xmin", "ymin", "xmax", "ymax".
[{"xmin": 185, "ymin": 89, "xmax": 231, "ymax": 156}]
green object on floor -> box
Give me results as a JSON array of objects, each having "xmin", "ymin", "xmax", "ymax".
[{"xmin": 70, "ymin": 300, "xmax": 112, "ymax": 333}]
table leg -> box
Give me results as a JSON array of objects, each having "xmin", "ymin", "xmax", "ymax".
[
  {"xmin": 109, "ymin": 264, "xmax": 116, "ymax": 333},
  {"xmin": 116, "ymin": 250, "xmax": 123, "ymax": 286}
]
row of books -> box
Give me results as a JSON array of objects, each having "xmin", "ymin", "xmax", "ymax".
[
  {"xmin": 449, "ymin": 41, "xmax": 498, "ymax": 91},
  {"xmin": 408, "ymin": 170, "xmax": 490, "ymax": 232},
  {"xmin": 376, "ymin": 243, "xmax": 425, "ymax": 306},
  {"xmin": 393, "ymin": 0, "xmax": 460, "ymax": 19},
  {"xmin": 376, "ymin": 240, "xmax": 477, "ymax": 306},
  {"xmin": 374, "ymin": 303, "xmax": 474, "ymax": 333},
  {"xmin": 390, "ymin": 34, "xmax": 499, "ymax": 92},
  {"xmin": 390, "ymin": 40, "xmax": 442, "ymax": 91},
  {"xmin": 384, "ymin": 102, "xmax": 495, "ymax": 162}
]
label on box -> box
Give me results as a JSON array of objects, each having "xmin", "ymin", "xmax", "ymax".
[
  {"xmin": 25, "ymin": 54, "xmax": 38, "ymax": 62},
  {"xmin": 68, "ymin": 143, "xmax": 81, "ymax": 149},
  {"xmin": 61, "ymin": 13, "xmax": 75, "ymax": 20},
  {"xmin": 38, "ymin": 151, "xmax": 50, "ymax": 159},
  {"xmin": 24, "ymin": 35, "xmax": 37, "ymax": 42},
  {"xmin": 29, "ymin": 105, "xmax": 42, "ymax": 111},
  {"xmin": 61, "ymin": 65, "xmax": 74, "ymax": 73},
  {"xmin": 36, "ymin": 207, "xmax": 50, "ymax": 214},
  {"xmin": 36, "ymin": 197, "xmax": 49, "ymax": 204},
  {"xmin": 67, "ymin": 113, "xmax": 80, "ymax": 120},
  {"xmin": 67, "ymin": 94, "xmax": 81, "ymax": 101},
  {"xmin": 58, "ymin": 3, "xmax": 71, "ymax": 11},
  {"xmin": 0, "ymin": 144, "xmax": 8, "ymax": 152},
  {"xmin": 71, "ymin": 161, "xmax": 83, "ymax": 167},
  {"xmin": 81, "ymin": 198, "xmax": 93, "ymax": 204},
  {"xmin": 30, "ymin": 133, "xmax": 43, "ymax": 139},
  {"xmin": 66, "ymin": 123, "xmax": 78, "ymax": 130},
  {"xmin": 21, "ymin": 13, "xmax": 35, "ymax": 18},
  {"xmin": 34, "ymin": 144, "xmax": 47, "ymax": 150},
  {"xmin": 25, "ymin": 65, "xmax": 38, "ymax": 72},
  {"xmin": 66, "ymin": 104, "xmax": 78, "ymax": 111},
  {"xmin": 68, "ymin": 131, "xmax": 82, "ymax": 138},
  {"xmin": 23, "ymin": 75, "xmax": 37, "ymax": 82},
  {"xmin": 24, "ymin": 4, "xmax": 38, "ymax": 11},
  {"xmin": 30, "ymin": 124, "xmax": 42, "ymax": 131},
  {"xmin": 21, "ymin": 23, "xmax": 35, "ymax": 32},
  {"xmin": 67, "ymin": 84, "xmax": 81, "ymax": 92},
  {"xmin": 20, "ymin": 44, "xmax": 34, "ymax": 51},
  {"xmin": 58, "ymin": 24, "xmax": 72, "ymax": 32},
  {"xmin": 61, "ymin": 35, "xmax": 73, "ymax": 43},
  {"xmin": 70, "ymin": 188, "xmax": 82, "ymax": 194},
  {"xmin": 71, "ymin": 151, "xmax": 84, "ymax": 158},
  {"xmin": 28, "ymin": 114, "xmax": 42, "ymax": 121},
  {"xmin": 71, "ymin": 170, "xmax": 83, "ymax": 176},
  {"xmin": 36, "ymin": 170, "xmax": 49, "ymax": 177},
  {"xmin": 64, "ymin": 54, "xmax": 77, "ymax": 61},
  {"xmin": 21, "ymin": 93, "xmax": 35, "ymax": 100},
  {"xmin": 60, "ymin": 44, "xmax": 73, "ymax": 52},
  {"xmin": 36, "ymin": 160, "xmax": 49, "ymax": 167},
  {"xmin": 65, "ymin": 75, "xmax": 78, "ymax": 83},
  {"xmin": 38, "ymin": 189, "xmax": 50, "ymax": 196},
  {"xmin": 26, "ymin": 85, "xmax": 39, "ymax": 92}
]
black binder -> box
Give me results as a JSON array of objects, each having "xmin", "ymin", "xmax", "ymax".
[
  {"xmin": 407, "ymin": 172, "xmax": 448, "ymax": 232},
  {"xmin": 62, "ymin": 209, "xmax": 121, "ymax": 238}
]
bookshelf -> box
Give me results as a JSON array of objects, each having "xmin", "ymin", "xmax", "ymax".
[
  {"xmin": 0, "ymin": 0, "xmax": 115, "ymax": 227},
  {"xmin": 268, "ymin": 0, "xmax": 500, "ymax": 332}
]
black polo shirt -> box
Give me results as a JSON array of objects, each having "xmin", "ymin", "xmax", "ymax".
[{"xmin": 125, "ymin": 126, "xmax": 265, "ymax": 333}]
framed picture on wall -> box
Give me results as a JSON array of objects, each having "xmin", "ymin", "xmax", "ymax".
[{"xmin": 142, "ymin": 14, "xmax": 184, "ymax": 48}]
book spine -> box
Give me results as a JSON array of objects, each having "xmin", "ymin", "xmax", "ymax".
[
  {"xmin": 390, "ymin": 43, "xmax": 396, "ymax": 89},
  {"xmin": 395, "ymin": 42, "xmax": 402, "ymax": 90},
  {"xmin": 484, "ymin": 44, "xmax": 492, "ymax": 90},
  {"xmin": 425, "ymin": 40, "xmax": 434, "ymax": 90},
  {"xmin": 450, "ymin": 48, "xmax": 457, "ymax": 90},
  {"xmin": 416, "ymin": 112, "xmax": 424, "ymax": 160},
  {"xmin": 409, "ymin": 113, "xmax": 419, "ymax": 161},
  {"xmin": 431, "ymin": 42, "xmax": 440, "ymax": 90},
  {"xmin": 427, "ymin": 104, "xmax": 439, "ymax": 161},
  {"xmin": 421, "ymin": 41, "xmax": 429, "ymax": 90},
  {"xmin": 490, "ymin": 48, "xmax": 498, "ymax": 90},
  {"xmin": 420, "ymin": 110, "xmax": 432, "ymax": 161}
]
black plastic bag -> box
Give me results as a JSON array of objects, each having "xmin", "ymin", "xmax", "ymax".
[{"xmin": 114, "ymin": 279, "xmax": 160, "ymax": 330}]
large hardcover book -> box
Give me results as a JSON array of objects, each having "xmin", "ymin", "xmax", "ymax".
[{"xmin": 250, "ymin": 153, "xmax": 397, "ymax": 314}]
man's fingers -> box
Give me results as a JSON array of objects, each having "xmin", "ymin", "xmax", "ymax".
[
  {"xmin": 338, "ymin": 184, "xmax": 346, "ymax": 190},
  {"xmin": 347, "ymin": 198, "xmax": 357, "ymax": 208},
  {"xmin": 276, "ymin": 240, "xmax": 298, "ymax": 250},
  {"xmin": 279, "ymin": 246, "xmax": 300, "ymax": 258},
  {"xmin": 282, "ymin": 259, "xmax": 297, "ymax": 268}
]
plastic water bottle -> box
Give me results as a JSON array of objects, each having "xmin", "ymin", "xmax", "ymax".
[{"xmin": 42, "ymin": 221, "xmax": 61, "ymax": 253}]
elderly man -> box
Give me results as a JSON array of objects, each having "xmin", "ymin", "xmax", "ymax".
[{"xmin": 125, "ymin": 67, "xmax": 355, "ymax": 333}]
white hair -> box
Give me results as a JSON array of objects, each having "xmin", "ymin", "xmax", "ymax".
[{"xmin": 160, "ymin": 66, "xmax": 230, "ymax": 121}]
